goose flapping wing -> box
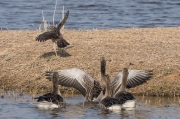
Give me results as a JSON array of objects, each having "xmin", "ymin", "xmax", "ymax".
[
  {"xmin": 46, "ymin": 68, "xmax": 95, "ymax": 98},
  {"xmin": 110, "ymin": 70, "xmax": 153, "ymax": 96}
]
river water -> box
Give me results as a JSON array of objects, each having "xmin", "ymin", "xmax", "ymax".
[
  {"xmin": 0, "ymin": 0, "xmax": 180, "ymax": 30},
  {"xmin": 0, "ymin": 93, "xmax": 179, "ymax": 119}
]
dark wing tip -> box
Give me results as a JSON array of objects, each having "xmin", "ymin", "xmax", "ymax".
[
  {"xmin": 67, "ymin": 10, "xmax": 69, "ymax": 15},
  {"xmin": 57, "ymin": 10, "xmax": 69, "ymax": 30}
]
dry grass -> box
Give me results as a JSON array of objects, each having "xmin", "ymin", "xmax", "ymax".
[{"xmin": 0, "ymin": 27, "xmax": 180, "ymax": 97}]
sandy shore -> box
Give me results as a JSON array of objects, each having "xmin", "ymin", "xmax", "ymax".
[{"xmin": 0, "ymin": 27, "xmax": 180, "ymax": 97}]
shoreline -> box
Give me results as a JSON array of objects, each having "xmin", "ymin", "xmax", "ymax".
[{"xmin": 0, "ymin": 27, "xmax": 180, "ymax": 97}]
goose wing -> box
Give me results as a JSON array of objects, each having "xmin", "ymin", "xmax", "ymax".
[
  {"xmin": 36, "ymin": 31, "xmax": 57, "ymax": 42},
  {"xmin": 57, "ymin": 10, "xmax": 69, "ymax": 32},
  {"xmin": 46, "ymin": 68, "xmax": 95, "ymax": 97},
  {"xmin": 110, "ymin": 70, "xmax": 153, "ymax": 96}
]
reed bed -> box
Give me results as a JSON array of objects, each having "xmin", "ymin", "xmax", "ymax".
[{"xmin": 0, "ymin": 27, "xmax": 180, "ymax": 97}]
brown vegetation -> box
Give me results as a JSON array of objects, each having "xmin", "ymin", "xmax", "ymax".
[{"xmin": 0, "ymin": 27, "xmax": 180, "ymax": 97}]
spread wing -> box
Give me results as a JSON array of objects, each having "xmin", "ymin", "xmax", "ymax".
[
  {"xmin": 46, "ymin": 68, "xmax": 94, "ymax": 97},
  {"xmin": 36, "ymin": 31, "xmax": 57, "ymax": 42},
  {"xmin": 57, "ymin": 10, "xmax": 69, "ymax": 32},
  {"xmin": 110, "ymin": 70, "xmax": 153, "ymax": 96}
]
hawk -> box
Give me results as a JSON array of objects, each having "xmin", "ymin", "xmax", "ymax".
[{"xmin": 36, "ymin": 10, "xmax": 70, "ymax": 56}]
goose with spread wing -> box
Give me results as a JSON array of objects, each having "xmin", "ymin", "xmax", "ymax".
[
  {"xmin": 34, "ymin": 72, "xmax": 65, "ymax": 109},
  {"xmin": 100, "ymin": 74, "xmax": 122, "ymax": 110},
  {"xmin": 114, "ymin": 68, "xmax": 136, "ymax": 109},
  {"xmin": 46, "ymin": 57, "xmax": 153, "ymax": 102},
  {"xmin": 36, "ymin": 10, "xmax": 70, "ymax": 56},
  {"xmin": 110, "ymin": 68, "xmax": 153, "ymax": 97}
]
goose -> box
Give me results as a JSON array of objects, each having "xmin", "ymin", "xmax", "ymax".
[
  {"xmin": 45, "ymin": 57, "xmax": 153, "ymax": 102},
  {"xmin": 36, "ymin": 10, "xmax": 70, "ymax": 56},
  {"xmin": 114, "ymin": 68, "xmax": 136, "ymax": 109},
  {"xmin": 34, "ymin": 72, "xmax": 65, "ymax": 109},
  {"xmin": 99, "ymin": 74, "xmax": 122, "ymax": 110}
]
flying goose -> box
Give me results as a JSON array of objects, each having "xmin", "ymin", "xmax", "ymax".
[
  {"xmin": 36, "ymin": 10, "xmax": 70, "ymax": 56},
  {"xmin": 34, "ymin": 72, "xmax": 65, "ymax": 109},
  {"xmin": 114, "ymin": 68, "xmax": 136, "ymax": 109},
  {"xmin": 99, "ymin": 74, "xmax": 122, "ymax": 110},
  {"xmin": 45, "ymin": 57, "xmax": 153, "ymax": 102}
]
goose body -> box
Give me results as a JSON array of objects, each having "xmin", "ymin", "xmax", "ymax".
[
  {"xmin": 34, "ymin": 72, "xmax": 65, "ymax": 109},
  {"xmin": 115, "ymin": 91, "xmax": 136, "ymax": 109},
  {"xmin": 34, "ymin": 93, "xmax": 65, "ymax": 109},
  {"xmin": 100, "ymin": 96, "xmax": 122, "ymax": 110},
  {"xmin": 46, "ymin": 57, "xmax": 153, "ymax": 102},
  {"xmin": 36, "ymin": 10, "xmax": 70, "ymax": 56}
]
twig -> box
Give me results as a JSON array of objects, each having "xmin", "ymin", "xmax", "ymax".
[
  {"xmin": 53, "ymin": 0, "xmax": 58, "ymax": 26},
  {"xmin": 42, "ymin": 10, "xmax": 45, "ymax": 22},
  {"xmin": 62, "ymin": 6, "xmax": 64, "ymax": 30}
]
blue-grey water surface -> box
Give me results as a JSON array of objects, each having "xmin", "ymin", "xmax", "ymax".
[
  {"xmin": 0, "ymin": 93, "xmax": 180, "ymax": 119},
  {"xmin": 0, "ymin": 0, "xmax": 180, "ymax": 30}
]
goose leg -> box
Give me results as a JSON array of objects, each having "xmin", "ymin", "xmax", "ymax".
[{"xmin": 82, "ymin": 98, "xmax": 86, "ymax": 108}]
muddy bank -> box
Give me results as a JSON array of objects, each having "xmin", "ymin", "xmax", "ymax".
[{"xmin": 0, "ymin": 28, "xmax": 180, "ymax": 97}]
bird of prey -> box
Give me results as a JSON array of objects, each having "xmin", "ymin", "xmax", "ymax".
[{"xmin": 36, "ymin": 10, "xmax": 70, "ymax": 56}]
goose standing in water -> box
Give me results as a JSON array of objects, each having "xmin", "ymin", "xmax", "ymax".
[
  {"xmin": 45, "ymin": 57, "xmax": 153, "ymax": 102},
  {"xmin": 36, "ymin": 10, "xmax": 70, "ymax": 56},
  {"xmin": 100, "ymin": 74, "xmax": 122, "ymax": 110},
  {"xmin": 34, "ymin": 72, "xmax": 65, "ymax": 109},
  {"xmin": 114, "ymin": 68, "xmax": 136, "ymax": 109}
]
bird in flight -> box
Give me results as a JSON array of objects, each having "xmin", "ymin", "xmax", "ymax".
[{"xmin": 36, "ymin": 10, "xmax": 70, "ymax": 56}]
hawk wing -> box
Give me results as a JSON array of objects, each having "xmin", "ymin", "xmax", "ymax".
[
  {"xmin": 36, "ymin": 31, "xmax": 57, "ymax": 42},
  {"xmin": 57, "ymin": 10, "xmax": 69, "ymax": 32}
]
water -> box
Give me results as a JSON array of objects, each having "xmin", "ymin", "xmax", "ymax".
[
  {"xmin": 0, "ymin": 0, "xmax": 180, "ymax": 30},
  {"xmin": 0, "ymin": 94, "xmax": 179, "ymax": 119}
]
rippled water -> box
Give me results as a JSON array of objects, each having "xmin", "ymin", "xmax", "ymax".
[
  {"xmin": 0, "ymin": 0, "xmax": 180, "ymax": 30},
  {"xmin": 0, "ymin": 93, "xmax": 180, "ymax": 119}
]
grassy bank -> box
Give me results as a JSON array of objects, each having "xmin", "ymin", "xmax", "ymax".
[{"xmin": 0, "ymin": 28, "xmax": 180, "ymax": 97}]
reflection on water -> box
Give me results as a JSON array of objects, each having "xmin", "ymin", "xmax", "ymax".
[{"xmin": 0, "ymin": 94, "xmax": 180, "ymax": 119}]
